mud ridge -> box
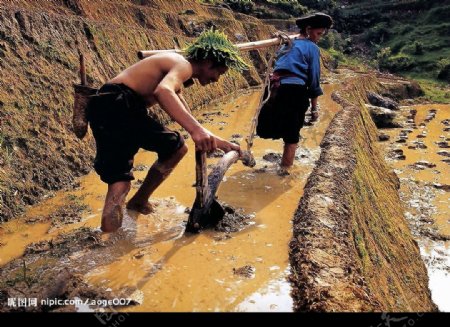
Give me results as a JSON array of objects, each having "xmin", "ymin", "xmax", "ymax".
[{"xmin": 289, "ymin": 74, "xmax": 437, "ymax": 311}]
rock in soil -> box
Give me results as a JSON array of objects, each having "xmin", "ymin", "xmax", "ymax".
[
  {"xmin": 367, "ymin": 92, "xmax": 399, "ymax": 110},
  {"xmin": 262, "ymin": 152, "xmax": 282, "ymax": 163},
  {"xmin": 378, "ymin": 133, "xmax": 390, "ymax": 141},
  {"xmin": 214, "ymin": 203, "xmax": 253, "ymax": 233},
  {"xmin": 436, "ymin": 141, "xmax": 449, "ymax": 148},
  {"xmin": 366, "ymin": 104, "xmax": 402, "ymax": 128},
  {"xmin": 432, "ymin": 183, "xmax": 450, "ymax": 192},
  {"xmin": 233, "ymin": 265, "xmax": 255, "ymax": 278},
  {"xmin": 411, "ymin": 161, "xmax": 437, "ymax": 169}
]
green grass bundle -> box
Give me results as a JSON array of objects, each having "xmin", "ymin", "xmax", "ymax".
[{"xmin": 184, "ymin": 29, "xmax": 249, "ymax": 72}]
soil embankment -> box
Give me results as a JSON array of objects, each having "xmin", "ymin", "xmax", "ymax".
[{"xmin": 290, "ymin": 74, "xmax": 437, "ymax": 311}]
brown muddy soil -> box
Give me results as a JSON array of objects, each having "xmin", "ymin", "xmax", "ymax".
[
  {"xmin": 289, "ymin": 96, "xmax": 380, "ymax": 312},
  {"xmin": 381, "ymin": 102, "xmax": 450, "ymax": 311},
  {"xmin": 0, "ymin": 195, "xmax": 253, "ymax": 312},
  {"xmin": 382, "ymin": 105, "xmax": 449, "ymax": 240},
  {"xmin": 0, "ymin": 227, "xmax": 114, "ymax": 312},
  {"xmin": 1, "ymin": 88, "xmax": 314, "ymax": 312}
]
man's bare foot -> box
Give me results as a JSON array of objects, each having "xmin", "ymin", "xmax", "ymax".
[
  {"xmin": 126, "ymin": 200, "xmax": 155, "ymax": 215},
  {"xmin": 101, "ymin": 204, "xmax": 123, "ymax": 233}
]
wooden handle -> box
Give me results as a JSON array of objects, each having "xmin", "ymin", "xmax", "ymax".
[
  {"xmin": 79, "ymin": 53, "xmax": 87, "ymax": 85},
  {"xmin": 194, "ymin": 150, "xmax": 208, "ymax": 208},
  {"xmin": 208, "ymin": 150, "xmax": 240, "ymax": 198}
]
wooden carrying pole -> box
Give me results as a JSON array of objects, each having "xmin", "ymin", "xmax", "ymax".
[{"xmin": 137, "ymin": 34, "xmax": 300, "ymax": 59}]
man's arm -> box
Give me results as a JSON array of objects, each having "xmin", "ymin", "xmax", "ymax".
[
  {"xmin": 177, "ymin": 91, "xmax": 192, "ymax": 114},
  {"xmin": 154, "ymin": 65, "xmax": 199, "ymax": 132},
  {"xmin": 154, "ymin": 64, "xmax": 239, "ymax": 153},
  {"xmin": 176, "ymin": 90, "xmax": 239, "ymax": 153}
]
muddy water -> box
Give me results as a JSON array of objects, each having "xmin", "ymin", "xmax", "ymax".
[
  {"xmin": 382, "ymin": 103, "xmax": 450, "ymax": 311},
  {"xmin": 0, "ymin": 84, "xmax": 339, "ymax": 312}
]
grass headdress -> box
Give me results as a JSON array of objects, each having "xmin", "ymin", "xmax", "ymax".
[{"xmin": 184, "ymin": 29, "xmax": 249, "ymax": 72}]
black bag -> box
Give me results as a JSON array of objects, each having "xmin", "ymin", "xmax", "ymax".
[{"xmin": 256, "ymin": 97, "xmax": 283, "ymax": 139}]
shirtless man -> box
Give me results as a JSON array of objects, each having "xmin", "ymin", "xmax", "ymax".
[{"xmin": 86, "ymin": 29, "xmax": 248, "ymax": 232}]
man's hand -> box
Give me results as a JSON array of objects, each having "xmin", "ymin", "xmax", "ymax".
[
  {"xmin": 216, "ymin": 137, "xmax": 241, "ymax": 154},
  {"xmin": 191, "ymin": 127, "xmax": 241, "ymax": 154},
  {"xmin": 191, "ymin": 127, "xmax": 217, "ymax": 152}
]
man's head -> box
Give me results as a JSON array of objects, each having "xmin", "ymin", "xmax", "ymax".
[
  {"xmin": 193, "ymin": 60, "xmax": 229, "ymax": 86},
  {"xmin": 185, "ymin": 29, "xmax": 249, "ymax": 85}
]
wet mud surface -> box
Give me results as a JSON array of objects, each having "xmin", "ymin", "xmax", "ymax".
[
  {"xmin": 382, "ymin": 103, "xmax": 450, "ymax": 311},
  {"xmin": 0, "ymin": 227, "xmax": 115, "ymax": 312},
  {"xmin": 0, "ymin": 86, "xmax": 336, "ymax": 312},
  {"xmin": 2, "ymin": 72, "xmax": 446, "ymax": 311}
]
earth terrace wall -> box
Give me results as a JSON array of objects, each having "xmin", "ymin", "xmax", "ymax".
[
  {"xmin": 289, "ymin": 74, "xmax": 437, "ymax": 311},
  {"xmin": 0, "ymin": 0, "xmax": 275, "ymax": 222}
]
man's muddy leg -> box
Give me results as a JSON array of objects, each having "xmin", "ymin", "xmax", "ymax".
[
  {"xmin": 127, "ymin": 144, "xmax": 188, "ymax": 214},
  {"xmin": 101, "ymin": 181, "xmax": 131, "ymax": 232}
]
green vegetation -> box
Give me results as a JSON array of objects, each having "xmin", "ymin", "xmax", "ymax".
[
  {"xmin": 2, "ymin": 260, "xmax": 39, "ymax": 288},
  {"xmin": 0, "ymin": 131, "xmax": 14, "ymax": 167},
  {"xmin": 198, "ymin": 0, "xmax": 308, "ymax": 18},
  {"xmin": 263, "ymin": 0, "xmax": 307, "ymax": 17},
  {"xmin": 319, "ymin": 31, "xmax": 369, "ymax": 71},
  {"xmin": 334, "ymin": 1, "xmax": 450, "ymax": 85},
  {"xmin": 297, "ymin": 0, "xmax": 336, "ymax": 11},
  {"xmin": 225, "ymin": 0, "xmax": 255, "ymax": 14},
  {"xmin": 319, "ymin": 29, "xmax": 352, "ymax": 55},
  {"xmin": 199, "ymin": 0, "xmax": 449, "ymax": 87},
  {"xmin": 437, "ymin": 58, "xmax": 450, "ymax": 82},
  {"xmin": 184, "ymin": 29, "xmax": 250, "ymax": 71},
  {"xmin": 36, "ymin": 40, "xmax": 76, "ymax": 70},
  {"xmin": 353, "ymin": 229, "xmax": 368, "ymax": 260},
  {"xmin": 404, "ymin": 75, "xmax": 450, "ymax": 103},
  {"xmin": 203, "ymin": 0, "xmax": 448, "ymax": 86}
]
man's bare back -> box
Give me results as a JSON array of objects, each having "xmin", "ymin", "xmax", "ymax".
[{"xmin": 109, "ymin": 53, "xmax": 192, "ymax": 107}]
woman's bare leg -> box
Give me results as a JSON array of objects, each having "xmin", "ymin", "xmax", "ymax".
[{"xmin": 281, "ymin": 142, "xmax": 298, "ymax": 168}]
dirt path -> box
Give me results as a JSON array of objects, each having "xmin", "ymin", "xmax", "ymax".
[{"xmin": 0, "ymin": 84, "xmax": 340, "ymax": 312}]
